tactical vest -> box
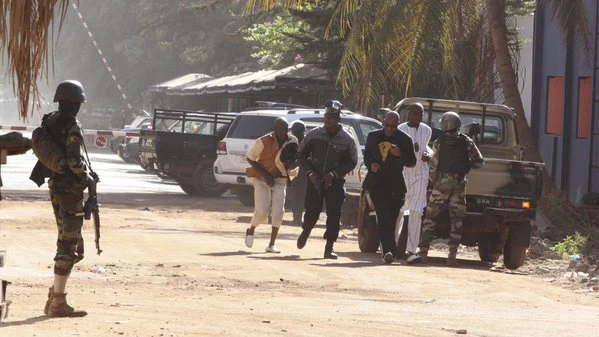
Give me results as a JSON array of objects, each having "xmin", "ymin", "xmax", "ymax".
[
  {"xmin": 31, "ymin": 112, "xmax": 71, "ymax": 174},
  {"xmin": 437, "ymin": 133, "xmax": 470, "ymax": 175}
]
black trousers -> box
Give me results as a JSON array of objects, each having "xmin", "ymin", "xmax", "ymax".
[
  {"xmin": 302, "ymin": 178, "xmax": 345, "ymax": 242},
  {"xmin": 370, "ymin": 188, "xmax": 405, "ymax": 256},
  {"xmin": 288, "ymin": 174, "xmax": 307, "ymax": 215}
]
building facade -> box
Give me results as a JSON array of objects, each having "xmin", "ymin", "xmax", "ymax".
[{"xmin": 531, "ymin": 0, "xmax": 599, "ymax": 202}]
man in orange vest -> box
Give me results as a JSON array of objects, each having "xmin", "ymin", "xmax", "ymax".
[{"xmin": 244, "ymin": 117, "xmax": 298, "ymax": 253}]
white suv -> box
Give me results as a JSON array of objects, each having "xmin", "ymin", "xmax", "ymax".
[{"xmin": 213, "ymin": 108, "xmax": 381, "ymax": 225}]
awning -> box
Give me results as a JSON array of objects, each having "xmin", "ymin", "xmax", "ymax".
[
  {"xmin": 148, "ymin": 73, "xmax": 212, "ymax": 93},
  {"xmin": 153, "ymin": 64, "xmax": 331, "ymax": 96}
]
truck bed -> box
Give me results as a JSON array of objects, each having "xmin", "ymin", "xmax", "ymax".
[{"xmin": 467, "ymin": 158, "xmax": 544, "ymax": 200}]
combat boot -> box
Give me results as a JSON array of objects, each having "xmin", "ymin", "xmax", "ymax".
[
  {"xmin": 47, "ymin": 293, "xmax": 87, "ymax": 317},
  {"xmin": 44, "ymin": 286, "xmax": 53, "ymax": 315},
  {"xmin": 446, "ymin": 247, "xmax": 458, "ymax": 267}
]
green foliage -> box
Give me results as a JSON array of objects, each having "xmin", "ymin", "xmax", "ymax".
[
  {"xmin": 506, "ymin": 0, "xmax": 535, "ymax": 16},
  {"xmin": 243, "ymin": 15, "xmax": 304, "ymax": 68},
  {"xmin": 551, "ymin": 232, "xmax": 589, "ymax": 258}
]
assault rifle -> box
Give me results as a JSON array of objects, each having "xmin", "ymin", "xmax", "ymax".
[{"xmin": 83, "ymin": 171, "xmax": 102, "ymax": 255}]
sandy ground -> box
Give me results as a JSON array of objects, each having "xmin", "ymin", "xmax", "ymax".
[{"xmin": 1, "ymin": 195, "xmax": 598, "ymax": 337}]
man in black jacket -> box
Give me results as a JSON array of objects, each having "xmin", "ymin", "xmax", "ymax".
[
  {"xmin": 362, "ymin": 111, "xmax": 416, "ymax": 264},
  {"xmin": 296, "ymin": 100, "xmax": 358, "ymax": 259}
]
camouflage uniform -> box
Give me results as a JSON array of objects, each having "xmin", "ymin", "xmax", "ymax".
[
  {"xmin": 45, "ymin": 111, "xmax": 91, "ymax": 276},
  {"xmin": 419, "ymin": 131, "xmax": 483, "ymax": 254}
]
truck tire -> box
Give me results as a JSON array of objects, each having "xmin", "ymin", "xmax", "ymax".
[
  {"xmin": 503, "ymin": 244, "xmax": 527, "ymax": 270},
  {"xmin": 477, "ymin": 233, "xmax": 502, "ymax": 263},
  {"xmin": 234, "ymin": 187, "xmax": 255, "ymax": 207},
  {"xmin": 193, "ymin": 160, "xmax": 228, "ymax": 197},
  {"xmin": 139, "ymin": 159, "xmax": 154, "ymax": 172},
  {"xmin": 358, "ymin": 191, "xmax": 379, "ymax": 253},
  {"xmin": 503, "ymin": 230, "xmax": 530, "ymax": 270},
  {"xmin": 179, "ymin": 183, "xmax": 201, "ymax": 196}
]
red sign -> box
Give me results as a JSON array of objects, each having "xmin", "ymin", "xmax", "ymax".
[{"xmin": 94, "ymin": 135, "xmax": 108, "ymax": 148}]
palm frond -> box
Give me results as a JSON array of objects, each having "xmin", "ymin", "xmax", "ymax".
[
  {"xmin": 542, "ymin": 0, "xmax": 592, "ymax": 53},
  {"xmin": 243, "ymin": 0, "xmax": 320, "ymax": 15},
  {"xmin": 0, "ymin": 0, "xmax": 71, "ymax": 119}
]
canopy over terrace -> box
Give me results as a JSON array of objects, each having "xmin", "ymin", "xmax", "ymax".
[{"xmin": 148, "ymin": 64, "xmax": 334, "ymax": 112}]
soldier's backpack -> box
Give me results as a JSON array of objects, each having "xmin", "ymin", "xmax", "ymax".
[{"xmin": 31, "ymin": 114, "xmax": 68, "ymax": 174}]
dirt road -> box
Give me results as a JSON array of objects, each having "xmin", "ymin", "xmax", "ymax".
[{"xmin": 1, "ymin": 195, "xmax": 598, "ymax": 337}]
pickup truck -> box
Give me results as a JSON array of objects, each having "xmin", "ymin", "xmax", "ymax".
[
  {"xmin": 357, "ymin": 98, "xmax": 544, "ymax": 269},
  {"xmin": 139, "ymin": 108, "xmax": 237, "ymax": 196}
]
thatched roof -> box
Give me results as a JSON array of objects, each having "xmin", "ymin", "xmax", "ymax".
[{"xmin": 0, "ymin": 0, "xmax": 70, "ymax": 120}]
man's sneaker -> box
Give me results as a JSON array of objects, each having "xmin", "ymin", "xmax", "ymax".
[
  {"xmin": 297, "ymin": 229, "xmax": 311, "ymax": 249},
  {"xmin": 406, "ymin": 253, "xmax": 422, "ymax": 265},
  {"xmin": 265, "ymin": 245, "xmax": 281, "ymax": 254},
  {"xmin": 245, "ymin": 228, "xmax": 254, "ymax": 248},
  {"xmin": 383, "ymin": 252, "xmax": 395, "ymax": 264}
]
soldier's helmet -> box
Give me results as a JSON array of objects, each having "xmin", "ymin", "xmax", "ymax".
[
  {"xmin": 53, "ymin": 80, "xmax": 86, "ymax": 103},
  {"xmin": 324, "ymin": 100, "xmax": 343, "ymax": 117},
  {"xmin": 440, "ymin": 111, "xmax": 461, "ymax": 132}
]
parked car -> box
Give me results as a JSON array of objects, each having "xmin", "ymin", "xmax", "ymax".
[
  {"xmin": 139, "ymin": 108, "xmax": 237, "ymax": 196},
  {"xmin": 357, "ymin": 97, "xmax": 544, "ymax": 270},
  {"xmin": 110, "ymin": 116, "xmax": 154, "ymax": 153},
  {"xmin": 213, "ymin": 108, "xmax": 381, "ymax": 226},
  {"xmin": 116, "ymin": 122, "xmax": 152, "ymax": 168}
]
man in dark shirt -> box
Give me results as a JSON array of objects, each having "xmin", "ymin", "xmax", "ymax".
[{"xmin": 362, "ymin": 111, "xmax": 416, "ymax": 264}]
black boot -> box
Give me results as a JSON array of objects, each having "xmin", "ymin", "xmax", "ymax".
[
  {"xmin": 297, "ymin": 229, "xmax": 311, "ymax": 249},
  {"xmin": 324, "ymin": 241, "xmax": 338, "ymax": 259}
]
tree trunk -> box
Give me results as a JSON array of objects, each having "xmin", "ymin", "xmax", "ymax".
[{"xmin": 486, "ymin": 0, "xmax": 557, "ymax": 195}]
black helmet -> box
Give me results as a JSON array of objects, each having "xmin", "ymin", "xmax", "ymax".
[
  {"xmin": 53, "ymin": 80, "xmax": 86, "ymax": 103},
  {"xmin": 324, "ymin": 100, "xmax": 343, "ymax": 116}
]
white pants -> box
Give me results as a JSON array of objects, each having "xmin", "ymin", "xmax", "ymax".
[
  {"xmin": 251, "ymin": 178, "xmax": 287, "ymax": 228},
  {"xmin": 396, "ymin": 175, "xmax": 428, "ymax": 254},
  {"xmin": 395, "ymin": 208, "xmax": 424, "ymax": 254}
]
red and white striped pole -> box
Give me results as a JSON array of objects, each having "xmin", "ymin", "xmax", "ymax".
[{"xmin": 71, "ymin": 2, "xmax": 133, "ymax": 109}]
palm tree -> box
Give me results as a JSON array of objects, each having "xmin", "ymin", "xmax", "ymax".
[
  {"xmin": 0, "ymin": 0, "xmax": 71, "ymax": 119},
  {"xmin": 487, "ymin": 0, "xmax": 590, "ymax": 168},
  {"xmin": 244, "ymin": 0, "xmax": 591, "ymax": 193}
]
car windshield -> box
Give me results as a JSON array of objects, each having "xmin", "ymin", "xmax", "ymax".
[
  {"xmin": 414, "ymin": 109, "xmax": 505, "ymax": 144},
  {"xmin": 228, "ymin": 115, "xmax": 278, "ymax": 139}
]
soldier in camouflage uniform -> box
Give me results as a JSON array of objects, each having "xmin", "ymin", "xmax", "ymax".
[
  {"xmin": 418, "ymin": 112, "xmax": 483, "ymax": 266},
  {"xmin": 44, "ymin": 80, "xmax": 96, "ymax": 317}
]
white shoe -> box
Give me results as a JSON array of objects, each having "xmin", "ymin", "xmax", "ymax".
[
  {"xmin": 265, "ymin": 245, "xmax": 281, "ymax": 253},
  {"xmin": 406, "ymin": 253, "xmax": 422, "ymax": 264},
  {"xmin": 245, "ymin": 228, "xmax": 254, "ymax": 248}
]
